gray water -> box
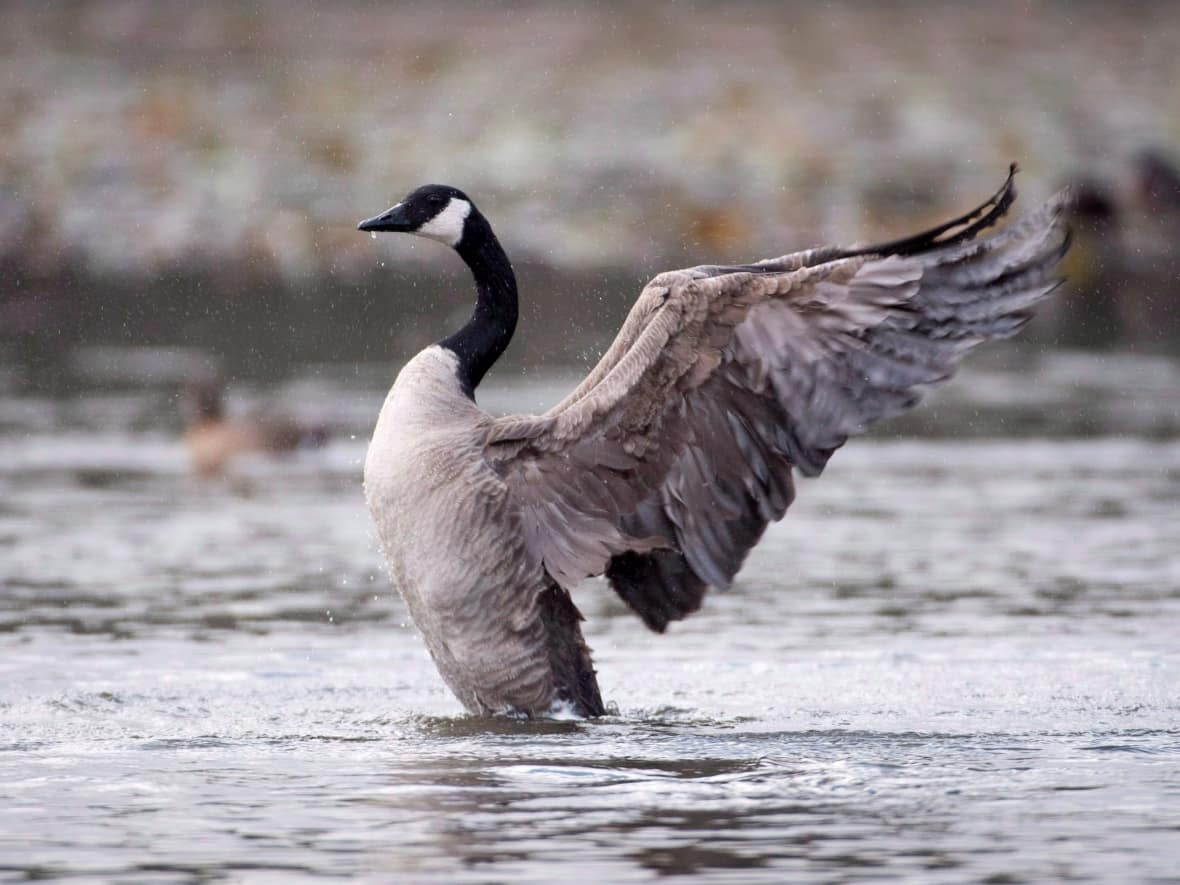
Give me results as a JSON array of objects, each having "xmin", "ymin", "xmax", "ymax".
[{"xmin": 1, "ymin": 347, "xmax": 1179, "ymax": 883}]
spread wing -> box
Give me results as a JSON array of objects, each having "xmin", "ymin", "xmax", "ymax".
[{"xmin": 485, "ymin": 168, "xmax": 1072, "ymax": 631}]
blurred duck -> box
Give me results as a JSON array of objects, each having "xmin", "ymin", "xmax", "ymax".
[
  {"xmin": 1134, "ymin": 148, "xmax": 1180, "ymax": 213},
  {"xmin": 181, "ymin": 379, "xmax": 327, "ymax": 477},
  {"xmin": 1060, "ymin": 147, "xmax": 1180, "ymax": 345}
]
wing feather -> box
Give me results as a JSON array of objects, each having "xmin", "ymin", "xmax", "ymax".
[{"xmin": 485, "ymin": 171, "xmax": 1072, "ymax": 630}]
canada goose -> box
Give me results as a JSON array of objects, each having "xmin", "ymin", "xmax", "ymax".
[
  {"xmin": 181, "ymin": 379, "xmax": 328, "ymax": 477},
  {"xmin": 358, "ymin": 167, "xmax": 1071, "ymax": 718}
]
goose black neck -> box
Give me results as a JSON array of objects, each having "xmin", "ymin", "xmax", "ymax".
[{"xmin": 439, "ymin": 210, "xmax": 518, "ymax": 399}]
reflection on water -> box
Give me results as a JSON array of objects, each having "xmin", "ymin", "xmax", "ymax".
[{"xmin": 1, "ymin": 346, "xmax": 1178, "ymax": 882}]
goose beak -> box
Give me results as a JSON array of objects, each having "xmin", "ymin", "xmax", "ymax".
[{"xmin": 358, "ymin": 203, "xmax": 411, "ymax": 233}]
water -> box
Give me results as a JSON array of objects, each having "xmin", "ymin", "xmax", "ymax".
[{"xmin": 1, "ymin": 347, "xmax": 1179, "ymax": 883}]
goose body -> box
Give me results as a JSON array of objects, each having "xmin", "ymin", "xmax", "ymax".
[
  {"xmin": 358, "ymin": 170, "xmax": 1071, "ymax": 718},
  {"xmin": 364, "ymin": 345, "xmax": 601, "ymax": 714}
]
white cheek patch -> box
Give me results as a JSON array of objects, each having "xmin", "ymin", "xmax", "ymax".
[{"xmin": 416, "ymin": 198, "xmax": 472, "ymax": 246}]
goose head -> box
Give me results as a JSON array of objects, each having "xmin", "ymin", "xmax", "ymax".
[{"xmin": 357, "ymin": 185, "xmax": 474, "ymax": 247}]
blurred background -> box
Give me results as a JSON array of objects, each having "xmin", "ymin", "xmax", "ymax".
[{"xmin": 2, "ymin": 0, "xmax": 1179, "ymax": 398}]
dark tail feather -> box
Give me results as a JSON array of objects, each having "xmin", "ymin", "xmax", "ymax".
[{"xmin": 538, "ymin": 583, "xmax": 605, "ymax": 717}]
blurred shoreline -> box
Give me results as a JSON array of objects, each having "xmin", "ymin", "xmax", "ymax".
[{"xmin": 3, "ymin": 0, "xmax": 1179, "ymax": 368}]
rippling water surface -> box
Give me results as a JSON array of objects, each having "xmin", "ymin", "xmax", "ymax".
[{"xmin": 1, "ymin": 347, "xmax": 1178, "ymax": 883}]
